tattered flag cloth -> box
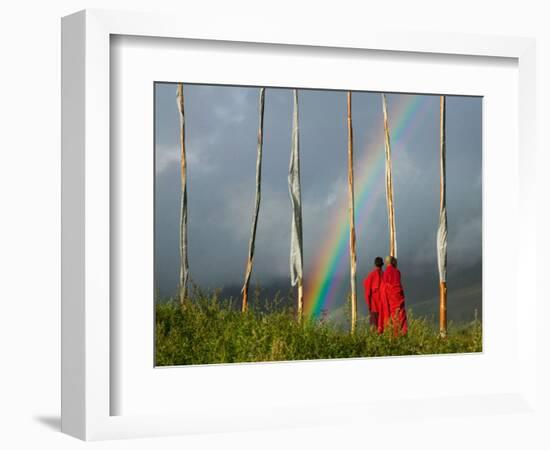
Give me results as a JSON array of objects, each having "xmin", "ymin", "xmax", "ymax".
[
  {"xmin": 437, "ymin": 96, "xmax": 448, "ymax": 283},
  {"xmin": 288, "ymin": 89, "xmax": 304, "ymax": 287},
  {"xmin": 437, "ymin": 209, "xmax": 448, "ymax": 282},
  {"xmin": 241, "ymin": 88, "xmax": 266, "ymax": 304},
  {"xmin": 176, "ymin": 84, "xmax": 189, "ymax": 302},
  {"xmin": 381, "ymin": 93, "xmax": 397, "ymax": 258}
]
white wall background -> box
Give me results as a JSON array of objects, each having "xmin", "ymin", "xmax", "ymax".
[{"xmin": 0, "ymin": 1, "xmax": 548, "ymax": 449}]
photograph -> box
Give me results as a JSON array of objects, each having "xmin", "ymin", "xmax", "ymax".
[{"xmin": 154, "ymin": 83, "xmax": 482, "ymax": 366}]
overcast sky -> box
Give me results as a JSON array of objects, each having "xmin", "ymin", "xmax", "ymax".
[{"xmin": 155, "ymin": 83, "xmax": 482, "ymax": 322}]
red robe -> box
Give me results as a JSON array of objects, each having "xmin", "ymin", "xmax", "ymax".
[
  {"xmin": 363, "ymin": 268, "xmax": 383, "ymax": 329},
  {"xmin": 381, "ymin": 265, "xmax": 408, "ymax": 335}
]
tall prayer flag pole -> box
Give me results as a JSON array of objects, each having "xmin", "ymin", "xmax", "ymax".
[
  {"xmin": 289, "ymin": 89, "xmax": 304, "ymax": 319},
  {"xmin": 241, "ymin": 87, "xmax": 266, "ymax": 312},
  {"xmin": 382, "ymin": 94, "xmax": 397, "ymax": 258},
  {"xmin": 176, "ymin": 84, "xmax": 189, "ymax": 305},
  {"xmin": 347, "ymin": 91, "xmax": 357, "ymax": 334},
  {"xmin": 438, "ymin": 95, "xmax": 448, "ymax": 337}
]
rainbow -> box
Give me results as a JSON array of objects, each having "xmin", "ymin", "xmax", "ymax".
[{"xmin": 304, "ymin": 93, "xmax": 431, "ymax": 318}]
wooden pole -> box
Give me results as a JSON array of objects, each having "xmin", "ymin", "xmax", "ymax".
[
  {"xmin": 438, "ymin": 95, "xmax": 448, "ymax": 337},
  {"xmin": 439, "ymin": 282, "xmax": 447, "ymax": 336},
  {"xmin": 347, "ymin": 91, "xmax": 357, "ymax": 334},
  {"xmin": 241, "ymin": 88, "xmax": 266, "ymax": 312},
  {"xmin": 176, "ymin": 83, "xmax": 189, "ymax": 305},
  {"xmin": 382, "ymin": 94, "xmax": 397, "ymax": 258},
  {"xmin": 297, "ymin": 278, "xmax": 304, "ymax": 320},
  {"xmin": 242, "ymin": 260, "xmax": 251, "ymax": 313}
]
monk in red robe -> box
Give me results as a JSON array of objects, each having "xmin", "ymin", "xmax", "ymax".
[
  {"xmin": 382, "ymin": 256, "xmax": 408, "ymax": 335},
  {"xmin": 363, "ymin": 257, "xmax": 384, "ymax": 332}
]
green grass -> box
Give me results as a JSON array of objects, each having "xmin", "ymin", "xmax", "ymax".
[{"xmin": 155, "ymin": 294, "xmax": 482, "ymax": 366}]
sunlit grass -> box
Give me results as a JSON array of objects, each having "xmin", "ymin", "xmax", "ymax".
[{"xmin": 155, "ymin": 291, "xmax": 482, "ymax": 366}]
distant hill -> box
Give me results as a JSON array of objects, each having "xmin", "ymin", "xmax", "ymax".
[
  {"xmin": 158, "ymin": 271, "xmax": 482, "ymax": 325},
  {"xmin": 407, "ymin": 283, "xmax": 482, "ymax": 323}
]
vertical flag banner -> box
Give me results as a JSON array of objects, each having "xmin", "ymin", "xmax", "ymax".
[
  {"xmin": 241, "ymin": 87, "xmax": 266, "ymax": 312},
  {"xmin": 288, "ymin": 89, "xmax": 304, "ymax": 317},
  {"xmin": 176, "ymin": 83, "xmax": 189, "ymax": 304},
  {"xmin": 382, "ymin": 93, "xmax": 397, "ymax": 258},
  {"xmin": 347, "ymin": 91, "xmax": 357, "ymax": 333},
  {"xmin": 438, "ymin": 95, "xmax": 448, "ymax": 337}
]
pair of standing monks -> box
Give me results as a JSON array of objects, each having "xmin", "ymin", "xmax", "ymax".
[{"xmin": 363, "ymin": 256, "xmax": 408, "ymax": 335}]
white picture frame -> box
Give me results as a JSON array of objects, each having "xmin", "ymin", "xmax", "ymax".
[{"xmin": 61, "ymin": 9, "xmax": 537, "ymax": 441}]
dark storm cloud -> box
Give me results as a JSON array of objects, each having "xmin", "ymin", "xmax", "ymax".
[{"xmin": 155, "ymin": 83, "xmax": 482, "ymax": 321}]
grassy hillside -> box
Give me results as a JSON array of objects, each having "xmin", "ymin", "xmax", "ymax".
[{"xmin": 155, "ymin": 293, "xmax": 482, "ymax": 366}]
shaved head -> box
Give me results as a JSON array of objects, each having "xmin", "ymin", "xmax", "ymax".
[{"xmin": 385, "ymin": 256, "xmax": 397, "ymax": 267}]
